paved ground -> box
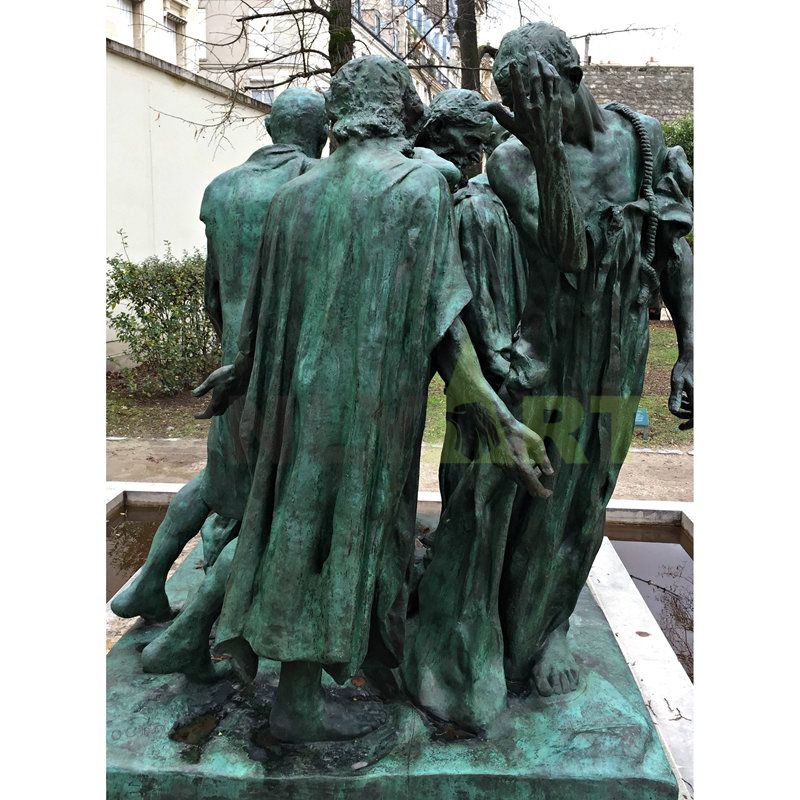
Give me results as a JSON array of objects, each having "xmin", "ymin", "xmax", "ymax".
[{"xmin": 107, "ymin": 438, "xmax": 693, "ymax": 501}]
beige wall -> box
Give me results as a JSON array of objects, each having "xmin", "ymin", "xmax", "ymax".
[
  {"xmin": 107, "ymin": 43, "xmax": 268, "ymax": 261},
  {"xmin": 107, "ymin": 41, "xmax": 269, "ymax": 360}
]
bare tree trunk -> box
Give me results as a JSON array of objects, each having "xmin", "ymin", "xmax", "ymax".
[
  {"xmin": 455, "ymin": 0, "xmax": 480, "ymax": 92},
  {"xmin": 328, "ymin": 0, "xmax": 355, "ymax": 75}
]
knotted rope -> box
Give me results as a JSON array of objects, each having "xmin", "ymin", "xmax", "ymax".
[{"xmin": 606, "ymin": 102, "xmax": 660, "ymax": 305}]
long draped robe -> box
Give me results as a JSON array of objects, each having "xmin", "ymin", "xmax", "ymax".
[
  {"xmin": 500, "ymin": 114, "xmax": 693, "ymax": 682},
  {"xmin": 439, "ymin": 175, "xmax": 529, "ymax": 505},
  {"xmin": 200, "ymin": 144, "xmax": 316, "ymax": 520},
  {"xmin": 214, "ymin": 141, "xmax": 471, "ymax": 683}
]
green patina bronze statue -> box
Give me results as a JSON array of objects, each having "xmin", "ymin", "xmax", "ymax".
[
  {"xmin": 110, "ymin": 29, "xmax": 692, "ymax": 773},
  {"xmin": 111, "ymin": 88, "xmax": 328, "ymax": 679},
  {"xmin": 191, "ymin": 55, "xmax": 552, "ymax": 743},
  {"xmin": 488, "ymin": 20, "xmax": 692, "ymax": 697},
  {"xmin": 414, "ymin": 88, "xmax": 530, "ymax": 504},
  {"xmin": 484, "ymin": 120, "xmax": 512, "ymax": 159},
  {"xmin": 403, "ymin": 22, "xmax": 693, "ymax": 730}
]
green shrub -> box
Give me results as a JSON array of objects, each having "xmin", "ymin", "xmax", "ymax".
[
  {"xmin": 661, "ymin": 114, "xmax": 693, "ymax": 170},
  {"xmin": 107, "ymin": 235, "xmax": 220, "ymax": 396}
]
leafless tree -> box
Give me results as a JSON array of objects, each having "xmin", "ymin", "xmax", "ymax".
[
  {"xmin": 123, "ymin": 3, "xmax": 666, "ymax": 144},
  {"xmin": 122, "ymin": 1, "xmax": 504, "ymax": 142}
]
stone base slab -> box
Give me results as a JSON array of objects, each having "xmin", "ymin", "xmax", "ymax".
[{"xmin": 107, "ymin": 541, "xmax": 677, "ymax": 799}]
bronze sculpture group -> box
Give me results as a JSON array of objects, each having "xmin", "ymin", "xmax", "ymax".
[{"xmin": 112, "ymin": 22, "xmax": 693, "ymax": 744}]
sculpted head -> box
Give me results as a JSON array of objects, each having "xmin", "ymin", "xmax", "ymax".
[
  {"xmin": 493, "ymin": 22, "xmax": 582, "ymax": 103},
  {"xmin": 265, "ymin": 87, "xmax": 328, "ymax": 159},
  {"xmin": 493, "ymin": 22, "xmax": 605, "ymax": 141},
  {"xmin": 415, "ymin": 88, "xmax": 494, "ymax": 180},
  {"xmin": 326, "ymin": 56, "xmax": 425, "ymax": 152}
]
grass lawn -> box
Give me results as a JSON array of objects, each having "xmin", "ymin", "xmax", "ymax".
[
  {"xmin": 107, "ymin": 374, "xmax": 211, "ymax": 439},
  {"xmin": 639, "ymin": 321, "xmax": 694, "ymax": 449},
  {"xmin": 108, "ymin": 321, "xmax": 692, "ymax": 450}
]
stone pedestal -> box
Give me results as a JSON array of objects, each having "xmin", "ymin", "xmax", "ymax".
[{"xmin": 107, "ymin": 542, "xmax": 678, "ymax": 799}]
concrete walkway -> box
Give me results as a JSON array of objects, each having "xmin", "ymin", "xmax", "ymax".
[{"xmin": 107, "ymin": 438, "xmax": 693, "ymax": 501}]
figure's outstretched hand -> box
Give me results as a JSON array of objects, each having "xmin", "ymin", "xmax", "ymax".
[
  {"xmin": 496, "ymin": 415, "xmax": 555, "ymax": 498},
  {"xmin": 193, "ymin": 364, "xmax": 239, "ymax": 419},
  {"xmin": 482, "ymin": 54, "xmax": 563, "ymax": 162},
  {"xmin": 668, "ymin": 356, "xmax": 693, "ymax": 430}
]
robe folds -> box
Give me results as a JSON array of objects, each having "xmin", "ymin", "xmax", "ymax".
[
  {"xmin": 438, "ymin": 175, "xmax": 529, "ymax": 506},
  {"xmin": 453, "ymin": 174, "xmax": 528, "ymax": 390},
  {"xmin": 200, "ymin": 144, "xmax": 316, "ymax": 520},
  {"xmin": 214, "ymin": 141, "xmax": 471, "ymax": 682},
  {"xmin": 404, "ymin": 112, "xmax": 693, "ymax": 729},
  {"xmin": 499, "ymin": 126, "xmax": 694, "ymax": 683}
]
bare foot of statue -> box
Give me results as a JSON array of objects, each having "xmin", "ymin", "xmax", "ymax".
[
  {"xmin": 269, "ymin": 661, "xmax": 386, "ymax": 743},
  {"xmin": 141, "ymin": 539, "xmax": 237, "ymax": 683},
  {"xmin": 110, "ymin": 475, "xmax": 211, "ymax": 621},
  {"xmin": 141, "ymin": 628, "xmax": 233, "ymax": 683},
  {"xmin": 269, "ymin": 696, "xmax": 385, "ymax": 743},
  {"xmin": 532, "ymin": 623, "xmax": 580, "ymax": 697},
  {"xmin": 111, "ymin": 575, "xmax": 175, "ymax": 622}
]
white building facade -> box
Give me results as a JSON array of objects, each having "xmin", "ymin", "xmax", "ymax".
[
  {"xmin": 107, "ymin": 1, "xmax": 490, "ymax": 106},
  {"xmin": 106, "ymin": 1, "xmax": 491, "ymax": 361}
]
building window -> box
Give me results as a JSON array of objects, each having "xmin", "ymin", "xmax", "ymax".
[
  {"xmin": 163, "ymin": 17, "xmax": 178, "ymax": 59},
  {"xmin": 248, "ymin": 85, "xmax": 275, "ymax": 105},
  {"xmin": 112, "ymin": 0, "xmax": 134, "ymax": 47},
  {"xmin": 164, "ymin": 1, "xmax": 189, "ymax": 68}
]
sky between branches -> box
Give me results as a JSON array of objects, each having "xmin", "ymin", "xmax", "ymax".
[{"xmin": 483, "ymin": 0, "xmax": 693, "ymax": 66}]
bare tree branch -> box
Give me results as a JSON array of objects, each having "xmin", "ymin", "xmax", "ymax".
[
  {"xmin": 569, "ymin": 25, "xmax": 665, "ymax": 39},
  {"xmin": 403, "ymin": 8, "xmax": 449, "ymax": 61},
  {"xmin": 237, "ymin": 7, "xmax": 330, "ymax": 23},
  {"xmin": 229, "ymin": 48, "xmax": 330, "ymax": 73}
]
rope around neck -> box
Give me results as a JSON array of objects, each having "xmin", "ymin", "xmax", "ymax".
[{"xmin": 606, "ymin": 102, "xmax": 660, "ymax": 305}]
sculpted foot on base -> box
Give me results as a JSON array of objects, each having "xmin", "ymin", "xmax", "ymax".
[
  {"xmin": 111, "ymin": 475, "xmax": 211, "ymax": 621},
  {"xmin": 269, "ymin": 661, "xmax": 386, "ymax": 743},
  {"xmin": 141, "ymin": 539, "xmax": 237, "ymax": 682},
  {"xmin": 111, "ymin": 578, "xmax": 175, "ymax": 622},
  {"xmin": 532, "ymin": 624, "xmax": 580, "ymax": 697},
  {"xmin": 141, "ymin": 624, "xmax": 233, "ymax": 683},
  {"xmin": 269, "ymin": 696, "xmax": 385, "ymax": 743}
]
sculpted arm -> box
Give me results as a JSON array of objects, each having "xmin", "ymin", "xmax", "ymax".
[
  {"xmin": 192, "ymin": 335, "xmax": 253, "ymax": 420},
  {"xmin": 659, "ymin": 238, "xmax": 694, "ymax": 429},
  {"xmin": 433, "ymin": 317, "xmax": 553, "ymax": 498},
  {"xmin": 487, "ymin": 143, "xmax": 542, "ymax": 252},
  {"xmin": 204, "ymin": 247, "xmax": 223, "ymax": 340},
  {"xmin": 651, "ymin": 128, "xmax": 694, "ymax": 429},
  {"xmin": 193, "ymin": 208, "xmax": 276, "ymax": 419},
  {"xmin": 485, "ymin": 56, "xmax": 587, "ymax": 273},
  {"xmin": 660, "ymin": 238, "xmax": 693, "ymax": 360},
  {"xmin": 533, "ymin": 144, "xmax": 588, "ymax": 273}
]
